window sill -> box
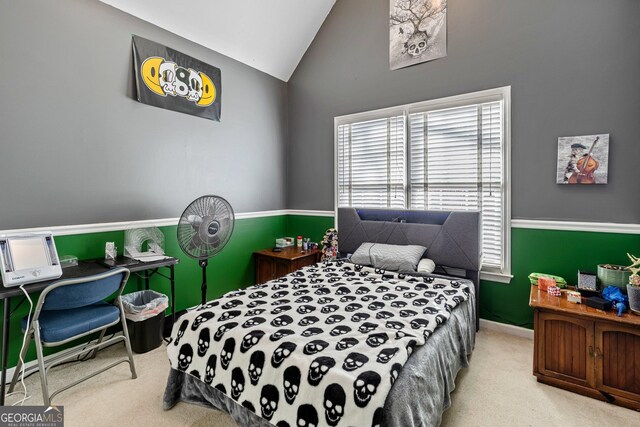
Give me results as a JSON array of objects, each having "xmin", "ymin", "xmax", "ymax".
[{"xmin": 480, "ymin": 271, "xmax": 513, "ymax": 284}]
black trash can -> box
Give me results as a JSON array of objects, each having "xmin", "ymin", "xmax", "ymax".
[{"xmin": 122, "ymin": 290, "xmax": 169, "ymax": 354}]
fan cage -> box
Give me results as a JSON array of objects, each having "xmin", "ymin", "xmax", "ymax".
[{"xmin": 177, "ymin": 195, "xmax": 235, "ymax": 260}]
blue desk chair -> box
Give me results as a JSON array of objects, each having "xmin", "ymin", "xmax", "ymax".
[{"xmin": 8, "ymin": 268, "xmax": 137, "ymax": 405}]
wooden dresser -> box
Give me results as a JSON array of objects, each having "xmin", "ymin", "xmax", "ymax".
[
  {"xmin": 530, "ymin": 285, "xmax": 640, "ymax": 411},
  {"xmin": 254, "ymin": 247, "xmax": 321, "ymax": 284}
]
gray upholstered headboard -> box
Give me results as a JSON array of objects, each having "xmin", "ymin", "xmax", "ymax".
[{"xmin": 338, "ymin": 207, "xmax": 481, "ymax": 329}]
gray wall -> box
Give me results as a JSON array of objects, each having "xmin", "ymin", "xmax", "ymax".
[
  {"xmin": 0, "ymin": 0, "xmax": 288, "ymax": 229},
  {"xmin": 287, "ymin": 0, "xmax": 640, "ymax": 223}
]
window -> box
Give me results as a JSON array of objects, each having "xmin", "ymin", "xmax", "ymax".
[
  {"xmin": 335, "ymin": 87, "xmax": 511, "ymax": 282},
  {"xmin": 337, "ymin": 116, "xmax": 405, "ymax": 209}
]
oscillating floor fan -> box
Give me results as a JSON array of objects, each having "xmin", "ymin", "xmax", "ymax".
[{"xmin": 177, "ymin": 195, "xmax": 235, "ymax": 305}]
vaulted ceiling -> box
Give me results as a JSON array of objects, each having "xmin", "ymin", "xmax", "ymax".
[{"xmin": 100, "ymin": 0, "xmax": 335, "ymax": 81}]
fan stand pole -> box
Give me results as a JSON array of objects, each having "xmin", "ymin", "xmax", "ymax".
[{"xmin": 199, "ymin": 259, "xmax": 208, "ymax": 305}]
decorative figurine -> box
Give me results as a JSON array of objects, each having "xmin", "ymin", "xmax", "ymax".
[
  {"xmin": 627, "ymin": 253, "xmax": 640, "ymax": 278},
  {"xmin": 321, "ymin": 228, "xmax": 338, "ymax": 261},
  {"xmin": 626, "ymin": 253, "xmax": 640, "ymax": 315}
]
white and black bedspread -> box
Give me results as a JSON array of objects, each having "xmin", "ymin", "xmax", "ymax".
[{"xmin": 166, "ymin": 261, "xmax": 470, "ymax": 427}]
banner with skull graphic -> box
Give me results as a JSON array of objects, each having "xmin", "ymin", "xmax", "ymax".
[
  {"xmin": 132, "ymin": 35, "xmax": 221, "ymax": 121},
  {"xmin": 390, "ymin": 0, "xmax": 447, "ymax": 70}
]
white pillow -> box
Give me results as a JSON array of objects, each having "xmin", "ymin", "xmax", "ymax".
[
  {"xmin": 350, "ymin": 243, "xmax": 426, "ymax": 272},
  {"xmin": 417, "ymin": 258, "xmax": 436, "ymax": 274}
]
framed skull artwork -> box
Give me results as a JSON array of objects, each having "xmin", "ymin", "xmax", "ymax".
[{"xmin": 390, "ymin": 0, "xmax": 448, "ymax": 70}]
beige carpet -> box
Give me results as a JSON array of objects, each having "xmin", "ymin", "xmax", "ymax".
[{"xmin": 5, "ymin": 330, "xmax": 638, "ymax": 426}]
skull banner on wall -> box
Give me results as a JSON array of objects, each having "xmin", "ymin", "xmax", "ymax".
[
  {"xmin": 132, "ymin": 35, "xmax": 221, "ymax": 121},
  {"xmin": 389, "ymin": 0, "xmax": 447, "ymax": 70}
]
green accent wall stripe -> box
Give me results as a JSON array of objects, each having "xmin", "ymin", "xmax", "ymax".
[
  {"xmin": 2, "ymin": 215, "xmax": 287, "ymax": 367},
  {"xmin": 481, "ymin": 227, "xmax": 640, "ymax": 328},
  {"xmin": 288, "ymin": 215, "xmax": 640, "ymax": 330},
  {"xmin": 286, "ymin": 215, "xmax": 335, "ymax": 243},
  {"xmin": 2, "ymin": 213, "xmax": 638, "ymax": 369}
]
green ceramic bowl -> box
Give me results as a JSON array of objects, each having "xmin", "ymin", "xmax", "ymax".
[{"xmin": 597, "ymin": 264, "xmax": 631, "ymax": 289}]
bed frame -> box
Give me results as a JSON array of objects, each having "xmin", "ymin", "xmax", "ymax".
[
  {"xmin": 163, "ymin": 208, "xmax": 481, "ymax": 425},
  {"xmin": 338, "ymin": 207, "xmax": 481, "ymax": 329}
]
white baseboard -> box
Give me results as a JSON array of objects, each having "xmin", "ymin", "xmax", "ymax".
[{"xmin": 479, "ymin": 318, "xmax": 534, "ymax": 340}]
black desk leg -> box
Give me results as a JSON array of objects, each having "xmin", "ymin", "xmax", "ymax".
[
  {"xmin": 1, "ymin": 297, "xmax": 10, "ymax": 405},
  {"xmin": 170, "ymin": 265, "xmax": 175, "ymax": 325}
]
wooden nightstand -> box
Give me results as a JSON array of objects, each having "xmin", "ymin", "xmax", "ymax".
[
  {"xmin": 254, "ymin": 247, "xmax": 321, "ymax": 284},
  {"xmin": 530, "ymin": 285, "xmax": 640, "ymax": 411}
]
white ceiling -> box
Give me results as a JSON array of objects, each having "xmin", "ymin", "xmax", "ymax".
[{"xmin": 100, "ymin": 0, "xmax": 335, "ymax": 81}]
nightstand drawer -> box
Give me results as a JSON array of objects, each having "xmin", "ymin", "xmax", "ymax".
[{"xmin": 254, "ymin": 247, "xmax": 320, "ymax": 284}]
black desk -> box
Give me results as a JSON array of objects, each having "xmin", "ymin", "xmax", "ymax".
[{"xmin": 0, "ymin": 256, "xmax": 179, "ymax": 405}]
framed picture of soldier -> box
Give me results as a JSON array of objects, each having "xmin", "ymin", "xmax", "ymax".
[
  {"xmin": 556, "ymin": 134, "xmax": 609, "ymax": 184},
  {"xmin": 390, "ymin": 0, "xmax": 448, "ymax": 70}
]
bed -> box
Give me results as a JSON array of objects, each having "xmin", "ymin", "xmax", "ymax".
[{"xmin": 164, "ymin": 207, "xmax": 481, "ymax": 427}]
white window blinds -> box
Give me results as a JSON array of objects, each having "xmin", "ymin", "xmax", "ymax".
[
  {"xmin": 336, "ymin": 88, "xmax": 510, "ymax": 276},
  {"xmin": 337, "ymin": 116, "xmax": 406, "ymax": 209},
  {"xmin": 408, "ymin": 101, "xmax": 504, "ymax": 270}
]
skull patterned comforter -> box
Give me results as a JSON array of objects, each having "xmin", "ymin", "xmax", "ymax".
[{"xmin": 166, "ymin": 261, "xmax": 470, "ymax": 427}]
